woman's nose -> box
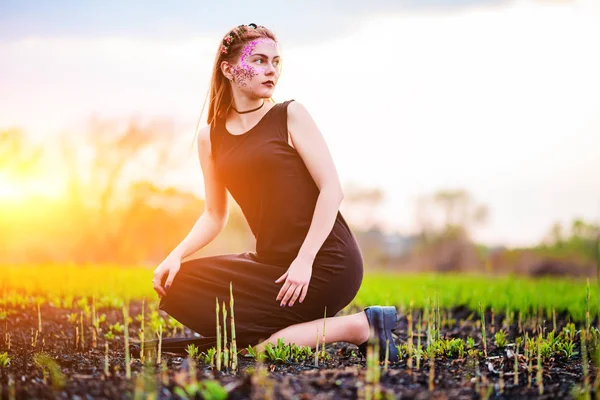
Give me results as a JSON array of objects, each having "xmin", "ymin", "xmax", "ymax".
[{"xmin": 265, "ymin": 63, "xmax": 277, "ymax": 75}]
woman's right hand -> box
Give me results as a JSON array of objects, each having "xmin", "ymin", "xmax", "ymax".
[{"xmin": 153, "ymin": 253, "xmax": 182, "ymax": 298}]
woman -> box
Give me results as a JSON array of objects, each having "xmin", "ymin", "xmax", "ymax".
[{"xmin": 145, "ymin": 23, "xmax": 398, "ymax": 362}]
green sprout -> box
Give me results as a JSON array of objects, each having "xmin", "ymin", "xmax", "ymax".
[
  {"xmin": 33, "ymin": 353, "xmax": 65, "ymax": 389},
  {"xmin": 175, "ymin": 380, "xmax": 227, "ymax": 400},
  {"xmin": 494, "ymin": 329, "xmax": 507, "ymax": 349},
  {"xmin": 186, "ymin": 344, "xmax": 199, "ymax": 359},
  {"xmin": 0, "ymin": 352, "xmax": 11, "ymax": 368}
]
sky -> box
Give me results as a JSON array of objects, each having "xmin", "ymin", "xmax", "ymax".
[{"xmin": 1, "ymin": 0, "xmax": 599, "ymax": 247}]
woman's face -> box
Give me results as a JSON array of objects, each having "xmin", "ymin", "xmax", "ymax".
[{"xmin": 229, "ymin": 38, "xmax": 281, "ymax": 97}]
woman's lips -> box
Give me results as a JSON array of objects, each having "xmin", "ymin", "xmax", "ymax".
[{"xmin": 262, "ymin": 82, "xmax": 274, "ymax": 88}]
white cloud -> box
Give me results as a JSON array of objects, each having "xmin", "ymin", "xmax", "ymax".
[
  {"xmin": 0, "ymin": 0, "xmax": 598, "ymax": 247},
  {"xmin": 279, "ymin": 0, "xmax": 600, "ymax": 246}
]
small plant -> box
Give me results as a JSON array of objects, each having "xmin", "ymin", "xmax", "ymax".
[
  {"xmin": 264, "ymin": 338, "xmax": 292, "ymax": 363},
  {"xmin": 563, "ymin": 322, "xmax": 577, "ymax": 342},
  {"xmin": 216, "ymin": 299, "xmax": 221, "ymax": 371},
  {"xmin": 467, "ymin": 348, "xmax": 481, "ymax": 358},
  {"xmin": 123, "ymin": 304, "xmax": 131, "ymax": 380},
  {"xmin": 222, "ymin": 301, "xmax": 229, "ymax": 369},
  {"xmin": 201, "ymin": 347, "xmax": 217, "ymax": 365},
  {"xmin": 245, "ymin": 344, "xmax": 259, "ymax": 359},
  {"xmin": 526, "ymin": 333, "xmax": 533, "ymax": 388},
  {"xmin": 137, "ymin": 298, "xmax": 145, "ymax": 361},
  {"xmin": 581, "ymin": 329, "xmax": 590, "ymax": 396},
  {"xmin": 104, "ymin": 342, "xmax": 110, "ymax": 376},
  {"xmin": 364, "ymin": 337, "xmax": 381, "ymax": 399},
  {"xmin": 33, "ymin": 352, "xmax": 66, "ymax": 389},
  {"xmin": 290, "ymin": 343, "xmax": 313, "ymax": 362},
  {"xmin": 110, "ymin": 322, "xmax": 124, "ymax": 334},
  {"xmin": 66, "ymin": 312, "xmax": 78, "ymax": 325},
  {"xmin": 0, "ymin": 352, "xmax": 11, "ymax": 368},
  {"xmin": 570, "ymin": 383, "xmax": 593, "ymax": 400},
  {"xmin": 407, "ymin": 302, "xmax": 414, "ymax": 369},
  {"xmin": 414, "ymin": 344, "xmax": 424, "ymax": 368},
  {"xmin": 479, "ymin": 302, "xmax": 487, "ymax": 357},
  {"xmin": 537, "ymin": 334, "xmax": 544, "ymax": 395},
  {"xmin": 250, "ymin": 364, "xmax": 275, "ymax": 398},
  {"xmin": 466, "ymin": 337, "xmax": 475, "ymax": 350},
  {"xmin": 425, "ymin": 342, "xmax": 437, "ymax": 359},
  {"xmin": 229, "ymin": 282, "xmax": 238, "ymax": 373},
  {"xmin": 557, "ymin": 340, "xmax": 577, "ymax": 358},
  {"xmin": 546, "ymin": 330, "xmax": 560, "ymax": 352},
  {"xmin": 398, "ymin": 343, "xmax": 408, "ymax": 359},
  {"xmin": 104, "ymin": 331, "xmax": 115, "ymax": 341},
  {"xmin": 425, "ymin": 339, "xmax": 445, "ymax": 358},
  {"xmin": 186, "ymin": 344, "xmax": 199, "ymax": 359},
  {"xmin": 167, "ymin": 316, "xmax": 183, "ymax": 335},
  {"xmin": 445, "ymin": 338, "xmax": 465, "ymax": 358},
  {"xmin": 494, "ymin": 329, "xmax": 507, "ymax": 349},
  {"xmin": 174, "ymin": 379, "xmax": 227, "ymax": 399},
  {"xmin": 514, "ymin": 337, "xmax": 522, "ymax": 385},
  {"xmin": 538, "ymin": 340, "xmax": 553, "ymax": 361},
  {"xmin": 526, "ymin": 336, "xmax": 536, "ymax": 354}
]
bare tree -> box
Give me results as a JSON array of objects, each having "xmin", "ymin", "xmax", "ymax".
[
  {"xmin": 58, "ymin": 116, "xmax": 185, "ymax": 262},
  {"xmin": 432, "ymin": 189, "xmax": 488, "ymax": 240},
  {"xmin": 341, "ymin": 182, "xmax": 386, "ymax": 231},
  {"xmin": 0, "ymin": 128, "xmax": 43, "ymax": 174},
  {"xmin": 410, "ymin": 188, "xmax": 490, "ymax": 272}
]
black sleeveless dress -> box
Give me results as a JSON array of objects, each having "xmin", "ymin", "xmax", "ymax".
[{"xmin": 155, "ymin": 99, "xmax": 364, "ymax": 354}]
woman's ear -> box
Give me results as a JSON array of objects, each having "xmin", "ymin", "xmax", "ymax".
[{"xmin": 220, "ymin": 60, "xmax": 233, "ymax": 81}]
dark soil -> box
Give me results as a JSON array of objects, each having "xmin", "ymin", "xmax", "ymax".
[{"xmin": 0, "ymin": 301, "xmax": 595, "ymax": 399}]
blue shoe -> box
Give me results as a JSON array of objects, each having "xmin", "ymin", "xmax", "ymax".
[
  {"xmin": 129, "ymin": 343, "xmax": 141, "ymax": 358},
  {"xmin": 357, "ymin": 306, "xmax": 399, "ymax": 362}
]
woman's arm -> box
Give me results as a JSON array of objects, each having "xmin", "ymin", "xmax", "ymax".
[
  {"xmin": 288, "ymin": 101, "xmax": 344, "ymax": 261},
  {"xmin": 169, "ymin": 125, "xmax": 230, "ymax": 260},
  {"xmin": 275, "ymin": 101, "xmax": 344, "ymax": 307}
]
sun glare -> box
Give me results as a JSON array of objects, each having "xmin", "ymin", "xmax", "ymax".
[
  {"xmin": 0, "ymin": 175, "xmax": 24, "ymax": 202},
  {"xmin": 0, "ymin": 173, "xmax": 65, "ymax": 203}
]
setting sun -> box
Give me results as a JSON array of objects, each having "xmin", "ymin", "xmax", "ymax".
[{"xmin": 0, "ymin": 172, "xmax": 65, "ymax": 203}]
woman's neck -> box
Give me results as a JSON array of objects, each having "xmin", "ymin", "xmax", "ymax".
[{"xmin": 231, "ymin": 97, "xmax": 266, "ymax": 113}]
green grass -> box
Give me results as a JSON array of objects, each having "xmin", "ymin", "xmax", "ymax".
[
  {"xmin": 0, "ymin": 265, "xmax": 598, "ymax": 321},
  {"xmin": 355, "ymin": 273, "xmax": 598, "ymax": 321}
]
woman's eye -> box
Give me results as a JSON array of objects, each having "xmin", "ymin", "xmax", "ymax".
[{"xmin": 255, "ymin": 59, "xmax": 280, "ymax": 66}]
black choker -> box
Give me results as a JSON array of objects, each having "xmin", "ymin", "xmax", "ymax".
[{"xmin": 233, "ymin": 101, "xmax": 265, "ymax": 114}]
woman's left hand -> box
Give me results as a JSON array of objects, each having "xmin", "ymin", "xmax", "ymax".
[{"xmin": 275, "ymin": 253, "xmax": 314, "ymax": 307}]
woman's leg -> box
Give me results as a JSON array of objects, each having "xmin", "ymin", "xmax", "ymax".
[{"xmin": 253, "ymin": 311, "xmax": 371, "ymax": 352}]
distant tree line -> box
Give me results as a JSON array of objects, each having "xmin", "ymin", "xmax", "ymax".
[{"xmin": 1, "ymin": 123, "xmax": 597, "ymax": 277}]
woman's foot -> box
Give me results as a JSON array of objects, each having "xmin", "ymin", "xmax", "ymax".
[{"xmin": 357, "ymin": 306, "xmax": 399, "ymax": 362}]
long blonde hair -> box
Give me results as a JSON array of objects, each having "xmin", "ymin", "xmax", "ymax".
[{"xmin": 192, "ymin": 24, "xmax": 279, "ymax": 146}]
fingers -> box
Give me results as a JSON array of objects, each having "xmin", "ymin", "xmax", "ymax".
[
  {"xmin": 288, "ymin": 285, "xmax": 303, "ymax": 307},
  {"xmin": 280, "ymin": 283, "xmax": 301, "ymax": 307},
  {"xmin": 276, "ymin": 280, "xmax": 291, "ymax": 303},
  {"xmin": 153, "ymin": 280, "xmax": 166, "ymax": 299},
  {"xmin": 164, "ymin": 267, "xmax": 180, "ymax": 291},
  {"xmin": 153, "ymin": 270, "xmax": 167, "ymax": 298},
  {"xmin": 275, "ymin": 268, "xmax": 310, "ymax": 307},
  {"xmin": 274, "ymin": 271, "xmax": 288, "ymax": 283},
  {"xmin": 299, "ymin": 284, "xmax": 308, "ymax": 304}
]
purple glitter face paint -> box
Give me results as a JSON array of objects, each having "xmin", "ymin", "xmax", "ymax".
[{"xmin": 231, "ymin": 38, "xmax": 278, "ymax": 88}]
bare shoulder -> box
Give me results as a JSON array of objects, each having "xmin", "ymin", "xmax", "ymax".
[
  {"xmin": 196, "ymin": 125, "xmax": 213, "ymax": 157},
  {"xmin": 286, "ymin": 100, "xmax": 320, "ymax": 135},
  {"xmin": 287, "ymin": 100, "xmax": 312, "ymax": 122},
  {"xmin": 196, "ymin": 125, "xmax": 211, "ymax": 146}
]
